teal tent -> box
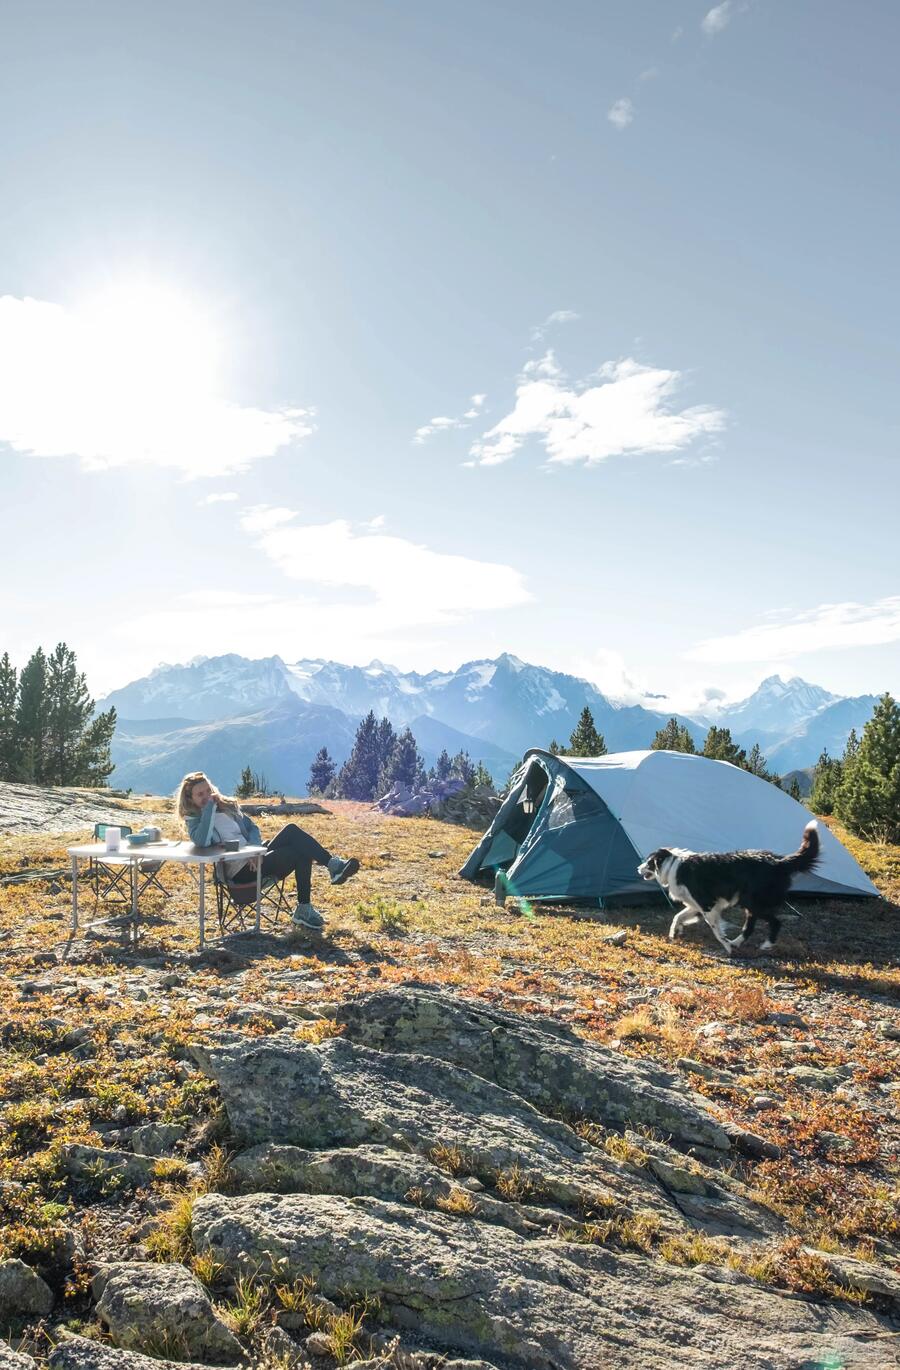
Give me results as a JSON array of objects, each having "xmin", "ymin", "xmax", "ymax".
[{"xmin": 459, "ymin": 749, "xmax": 878, "ymax": 904}]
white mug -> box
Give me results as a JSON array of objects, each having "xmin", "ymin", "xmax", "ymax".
[{"xmin": 105, "ymin": 827, "xmax": 121, "ymax": 852}]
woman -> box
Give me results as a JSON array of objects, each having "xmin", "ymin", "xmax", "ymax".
[{"xmin": 176, "ymin": 771, "xmax": 358, "ymax": 930}]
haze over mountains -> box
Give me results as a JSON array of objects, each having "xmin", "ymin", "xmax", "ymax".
[{"xmin": 100, "ymin": 654, "xmax": 877, "ymax": 795}]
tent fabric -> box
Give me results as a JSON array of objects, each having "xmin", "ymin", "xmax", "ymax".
[{"xmin": 460, "ymin": 748, "xmax": 879, "ymax": 903}]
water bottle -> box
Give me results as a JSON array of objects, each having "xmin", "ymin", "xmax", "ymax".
[{"xmin": 105, "ymin": 827, "xmax": 121, "ymax": 852}]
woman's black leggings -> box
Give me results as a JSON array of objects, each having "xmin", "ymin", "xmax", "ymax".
[{"xmin": 231, "ymin": 824, "xmax": 331, "ymax": 903}]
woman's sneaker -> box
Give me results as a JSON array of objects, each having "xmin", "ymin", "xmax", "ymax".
[
  {"xmin": 327, "ymin": 856, "xmax": 359, "ymax": 886},
  {"xmin": 292, "ymin": 903, "xmax": 327, "ymax": 930}
]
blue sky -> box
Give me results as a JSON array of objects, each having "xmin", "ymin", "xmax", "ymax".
[{"xmin": 1, "ymin": 0, "xmax": 897, "ymax": 710}]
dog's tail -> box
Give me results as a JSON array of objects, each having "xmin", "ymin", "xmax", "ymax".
[{"xmin": 779, "ymin": 820, "xmax": 820, "ymax": 875}]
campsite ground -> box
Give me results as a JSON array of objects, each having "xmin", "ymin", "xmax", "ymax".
[{"xmin": 0, "ymin": 796, "xmax": 898, "ymax": 1362}]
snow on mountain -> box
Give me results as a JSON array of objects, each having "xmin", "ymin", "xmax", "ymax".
[
  {"xmin": 721, "ymin": 675, "xmax": 841, "ymax": 741},
  {"xmin": 101, "ymin": 653, "xmax": 872, "ymax": 783}
]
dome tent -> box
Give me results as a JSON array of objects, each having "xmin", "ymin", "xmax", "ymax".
[{"xmin": 459, "ymin": 749, "xmax": 879, "ymax": 905}]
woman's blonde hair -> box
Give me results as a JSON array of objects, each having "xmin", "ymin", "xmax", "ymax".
[{"xmin": 175, "ymin": 771, "xmax": 239, "ymax": 820}]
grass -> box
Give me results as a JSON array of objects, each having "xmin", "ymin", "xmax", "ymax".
[{"xmin": 0, "ymin": 797, "xmax": 898, "ymax": 1332}]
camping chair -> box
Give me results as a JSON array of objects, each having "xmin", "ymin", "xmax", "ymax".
[
  {"xmin": 213, "ymin": 860, "xmax": 292, "ymax": 937},
  {"xmin": 89, "ymin": 824, "xmax": 168, "ymax": 902}
]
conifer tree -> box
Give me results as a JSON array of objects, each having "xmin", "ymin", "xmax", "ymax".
[
  {"xmin": 809, "ymin": 748, "xmax": 842, "ymax": 816},
  {"xmin": 548, "ymin": 739, "xmax": 561, "ymax": 756},
  {"xmin": 449, "ymin": 750, "xmax": 476, "ymax": 784},
  {"xmin": 651, "ymin": 717, "xmax": 696, "ymax": 753},
  {"xmin": 44, "ymin": 644, "xmax": 96, "ymax": 785},
  {"xmin": 335, "ymin": 711, "xmax": 382, "ymax": 800},
  {"xmin": 701, "ymin": 725, "xmax": 746, "ymax": 768},
  {"xmin": 0, "ymin": 653, "xmax": 17, "ymax": 781},
  {"xmin": 472, "ymin": 761, "xmax": 495, "ymax": 790},
  {"xmin": 746, "ymin": 741, "xmax": 777, "ymax": 782},
  {"xmin": 380, "ymin": 727, "xmax": 424, "ymax": 792},
  {"xmin": 236, "ymin": 766, "xmax": 255, "ymax": 798},
  {"xmin": 77, "ymin": 706, "xmax": 117, "ymax": 785},
  {"xmin": 15, "ymin": 648, "xmax": 48, "ymax": 783},
  {"xmin": 835, "ymin": 693, "xmax": 900, "ymax": 842},
  {"xmin": 375, "ymin": 717, "xmax": 396, "ymax": 775},
  {"xmin": 307, "ymin": 747, "xmax": 336, "ymax": 796},
  {"xmin": 788, "ymin": 777, "xmax": 803, "ymax": 802},
  {"xmin": 434, "ymin": 749, "xmax": 452, "ymax": 781},
  {"xmin": 568, "ymin": 706, "xmax": 606, "ymax": 757}
]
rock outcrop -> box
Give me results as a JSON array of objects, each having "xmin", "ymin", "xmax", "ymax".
[{"xmin": 188, "ymin": 988, "xmax": 898, "ymax": 1369}]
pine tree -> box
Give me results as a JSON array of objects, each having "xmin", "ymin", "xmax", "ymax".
[
  {"xmin": 449, "ymin": 750, "xmax": 476, "ymax": 784},
  {"xmin": 335, "ymin": 711, "xmax": 382, "ymax": 800},
  {"xmin": 0, "ymin": 653, "xmax": 17, "ymax": 781},
  {"xmin": 843, "ymin": 728, "xmax": 860, "ymax": 763},
  {"xmin": 375, "ymin": 717, "xmax": 396, "ymax": 775},
  {"xmin": 472, "ymin": 761, "xmax": 495, "ymax": 790},
  {"xmin": 746, "ymin": 741, "xmax": 777, "ymax": 782},
  {"xmin": 43, "ymin": 644, "xmax": 97, "ymax": 785},
  {"xmin": 77, "ymin": 706, "xmax": 117, "ymax": 785},
  {"xmin": 835, "ymin": 693, "xmax": 900, "ymax": 842},
  {"xmin": 651, "ymin": 717, "xmax": 696, "ymax": 753},
  {"xmin": 307, "ymin": 747, "xmax": 336, "ymax": 796},
  {"xmin": 15, "ymin": 648, "xmax": 48, "ymax": 783},
  {"xmin": 380, "ymin": 727, "xmax": 424, "ymax": 792},
  {"xmin": 788, "ymin": 777, "xmax": 803, "ymax": 802},
  {"xmin": 568, "ymin": 706, "xmax": 606, "ymax": 757},
  {"xmin": 548, "ymin": 739, "xmax": 561, "ymax": 756},
  {"xmin": 434, "ymin": 749, "xmax": 452, "ymax": 781},
  {"xmin": 236, "ymin": 766, "xmax": 255, "ymax": 799},
  {"xmin": 701, "ymin": 725, "xmax": 747, "ymax": 768},
  {"xmin": 809, "ymin": 748, "xmax": 842, "ymax": 816}
]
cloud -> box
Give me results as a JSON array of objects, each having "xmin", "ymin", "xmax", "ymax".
[
  {"xmin": 530, "ymin": 310, "xmax": 581, "ymax": 342},
  {"xmin": 198, "ymin": 491, "xmax": 239, "ymax": 505},
  {"xmin": 607, "ymin": 98, "xmax": 634, "ymax": 130},
  {"xmin": 241, "ymin": 505, "xmax": 298, "ymax": 534},
  {"xmin": 414, "ymin": 393, "xmax": 486, "ymax": 443},
  {"xmin": 701, "ymin": 2, "xmax": 745, "ymax": 35},
  {"xmin": 240, "ymin": 507, "xmax": 531, "ymax": 628},
  {"xmin": 469, "ymin": 354, "xmax": 726, "ymax": 469},
  {"xmin": 688, "ymin": 597, "xmax": 900, "ymax": 663},
  {"xmin": 0, "ymin": 291, "xmax": 312, "ymax": 478}
]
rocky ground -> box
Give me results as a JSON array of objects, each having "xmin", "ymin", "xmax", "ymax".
[{"xmin": 0, "ymin": 790, "xmax": 898, "ymax": 1367}]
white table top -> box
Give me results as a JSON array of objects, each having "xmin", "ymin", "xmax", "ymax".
[{"xmin": 67, "ymin": 841, "xmax": 268, "ymax": 864}]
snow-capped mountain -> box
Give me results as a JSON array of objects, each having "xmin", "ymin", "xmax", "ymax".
[
  {"xmin": 719, "ymin": 675, "xmax": 841, "ymax": 742},
  {"xmin": 101, "ymin": 652, "xmax": 701, "ymax": 759},
  {"xmin": 100, "ymin": 654, "xmax": 877, "ymax": 794}
]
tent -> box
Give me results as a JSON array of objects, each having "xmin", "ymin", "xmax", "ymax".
[{"xmin": 460, "ymin": 749, "xmax": 879, "ymax": 904}]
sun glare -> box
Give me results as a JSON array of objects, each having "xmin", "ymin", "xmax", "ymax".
[{"xmin": 78, "ymin": 280, "xmax": 222, "ymax": 399}]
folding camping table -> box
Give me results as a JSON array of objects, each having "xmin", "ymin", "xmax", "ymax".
[{"xmin": 65, "ymin": 841, "xmax": 268, "ymax": 949}]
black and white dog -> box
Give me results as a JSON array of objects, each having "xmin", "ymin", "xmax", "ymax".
[{"xmin": 637, "ymin": 821, "xmax": 820, "ymax": 955}]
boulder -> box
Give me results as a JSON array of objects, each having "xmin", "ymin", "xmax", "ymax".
[
  {"xmin": 0, "ymin": 1259, "xmax": 54, "ymax": 1318},
  {"xmin": 194, "ymin": 1032, "xmax": 698, "ymax": 1228},
  {"xmin": 131, "ymin": 1123, "xmax": 187, "ymax": 1157},
  {"xmin": 0, "ymin": 1345, "xmax": 37, "ymax": 1368},
  {"xmin": 94, "ymin": 1262, "xmax": 244, "ymax": 1363},
  {"xmin": 330, "ymin": 987, "xmax": 730, "ymax": 1152},
  {"xmin": 192, "ymin": 1191, "xmax": 894, "ymax": 1370},
  {"xmin": 48, "ymin": 1335, "xmax": 234, "ymax": 1370}
]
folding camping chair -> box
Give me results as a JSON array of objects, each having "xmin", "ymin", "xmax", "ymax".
[
  {"xmin": 89, "ymin": 824, "xmax": 168, "ymax": 902},
  {"xmin": 213, "ymin": 860, "xmax": 293, "ymax": 937}
]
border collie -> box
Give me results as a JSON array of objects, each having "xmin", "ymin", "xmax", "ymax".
[{"xmin": 637, "ymin": 821, "xmax": 820, "ymax": 955}]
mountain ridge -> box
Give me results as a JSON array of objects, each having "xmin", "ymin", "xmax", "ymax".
[{"xmin": 101, "ymin": 655, "xmax": 876, "ymax": 794}]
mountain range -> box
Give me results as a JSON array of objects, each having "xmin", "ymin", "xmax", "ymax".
[{"xmin": 100, "ymin": 654, "xmax": 877, "ymax": 796}]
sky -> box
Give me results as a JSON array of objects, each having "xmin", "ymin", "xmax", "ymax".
[{"xmin": 1, "ymin": 0, "xmax": 898, "ymax": 713}]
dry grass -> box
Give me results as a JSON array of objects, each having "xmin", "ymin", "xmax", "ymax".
[{"xmin": 0, "ymin": 797, "xmax": 898, "ymax": 1321}]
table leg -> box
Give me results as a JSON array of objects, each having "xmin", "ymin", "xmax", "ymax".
[
  {"xmin": 255, "ymin": 855, "xmax": 262, "ymax": 933},
  {"xmin": 199, "ymin": 863, "xmax": 206, "ymax": 949},
  {"xmin": 131, "ymin": 861, "xmax": 138, "ymax": 945},
  {"xmin": 71, "ymin": 856, "xmax": 79, "ymax": 937}
]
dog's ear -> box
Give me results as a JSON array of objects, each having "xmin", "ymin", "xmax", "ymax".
[{"xmin": 647, "ymin": 848, "xmax": 672, "ymax": 870}]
